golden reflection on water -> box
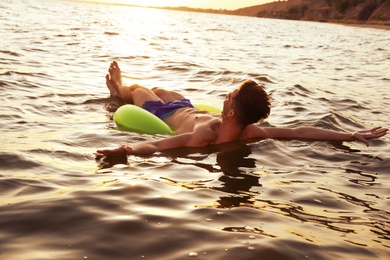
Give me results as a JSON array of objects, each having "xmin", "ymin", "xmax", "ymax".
[{"xmin": 1, "ymin": 0, "xmax": 389, "ymax": 259}]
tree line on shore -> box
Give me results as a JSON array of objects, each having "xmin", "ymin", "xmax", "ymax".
[{"xmin": 160, "ymin": 0, "xmax": 390, "ymax": 25}]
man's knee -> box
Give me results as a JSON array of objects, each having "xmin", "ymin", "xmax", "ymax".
[
  {"xmin": 129, "ymin": 84, "xmax": 142, "ymax": 93},
  {"xmin": 152, "ymin": 87, "xmax": 165, "ymax": 96}
]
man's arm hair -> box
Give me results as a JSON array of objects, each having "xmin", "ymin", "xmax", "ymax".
[
  {"xmin": 130, "ymin": 131, "xmax": 215, "ymax": 155},
  {"xmin": 245, "ymin": 125, "xmax": 387, "ymax": 146},
  {"xmin": 96, "ymin": 128, "xmax": 217, "ymax": 158}
]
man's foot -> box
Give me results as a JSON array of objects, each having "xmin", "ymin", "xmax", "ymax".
[
  {"xmin": 109, "ymin": 61, "xmax": 124, "ymax": 90},
  {"xmin": 107, "ymin": 61, "xmax": 136, "ymax": 104},
  {"xmin": 106, "ymin": 74, "xmax": 120, "ymax": 97}
]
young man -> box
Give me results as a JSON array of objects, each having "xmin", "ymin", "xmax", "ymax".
[{"xmin": 96, "ymin": 61, "xmax": 387, "ymax": 158}]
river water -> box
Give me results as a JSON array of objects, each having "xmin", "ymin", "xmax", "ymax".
[{"xmin": 1, "ymin": 0, "xmax": 389, "ymax": 259}]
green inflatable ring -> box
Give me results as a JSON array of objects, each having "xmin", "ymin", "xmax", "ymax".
[
  {"xmin": 194, "ymin": 104, "xmax": 221, "ymax": 114},
  {"xmin": 114, "ymin": 103, "xmax": 221, "ymax": 135}
]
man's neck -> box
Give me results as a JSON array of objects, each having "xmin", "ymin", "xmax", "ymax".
[{"xmin": 217, "ymin": 120, "xmax": 245, "ymax": 143}]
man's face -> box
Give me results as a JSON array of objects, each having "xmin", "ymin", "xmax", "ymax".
[{"xmin": 222, "ymin": 89, "xmax": 238, "ymax": 118}]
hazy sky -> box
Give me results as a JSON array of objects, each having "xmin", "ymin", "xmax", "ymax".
[{"xmin": 94, "ymin": 0, "xmax": 272, "ymax": 10}]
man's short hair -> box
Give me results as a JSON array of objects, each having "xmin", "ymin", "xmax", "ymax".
[{"xmin": 233, "ymin": 80, "xmax": 271, "ymax": 125}]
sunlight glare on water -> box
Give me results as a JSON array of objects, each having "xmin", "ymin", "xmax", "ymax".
[{"xmin": 0, "ymin": 0, "xmax": 389, "ymax": 259}]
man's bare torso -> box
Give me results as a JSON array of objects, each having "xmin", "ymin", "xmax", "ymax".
[
  {"xmin": 163, "ymin": 107, "xmax": 256, "ymax": 145},
  {"xmin": 164, "ymin": 108, "xmax": 220, "ymax": 135}
]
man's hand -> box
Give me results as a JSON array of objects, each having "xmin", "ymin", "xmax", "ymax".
[
  {"xmin": 96, "ymin": 145, "xmax": 133, "ymax": 159},
  {"xmin": 352, "ymin": 127, "xmax": 388, "ymax": 146}
]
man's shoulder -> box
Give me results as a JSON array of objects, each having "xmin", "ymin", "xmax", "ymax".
[
  {"xmin": 243, "ymin": 124, "xmax": 266, "ymax": 139},
  {"xmin": 186, "ymin": 126, "xmax": 217, "ymax": 147},
  {"xmin": 193, "ymin": 120, "xmax": 219, "ymax": 140},
  {"xmin": 196, "ymin": 123, "xmax": 219, "ymax": 138}
]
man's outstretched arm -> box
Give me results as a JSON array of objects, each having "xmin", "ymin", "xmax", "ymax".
[
  {"xmin": 96, "ymin": 129, "xmax": 216, "ymax": 158},
  {"xmin": 246, "ymin": 126, "xmax": 388, "ymax": 146}
]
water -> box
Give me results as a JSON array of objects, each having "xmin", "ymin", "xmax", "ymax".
[{"xmin": 1, "ymin": 0, "xmax": 389, "ymax": 259}]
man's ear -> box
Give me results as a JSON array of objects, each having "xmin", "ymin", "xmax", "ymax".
[{"xmin": 228, "ymin": 108, "xmax": 236, "ymax": 118}]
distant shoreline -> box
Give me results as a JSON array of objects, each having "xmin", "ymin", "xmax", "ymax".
[
  {"xmin": 337, "ymin": 21, "xmax": 390, "ymax": 30},
  {"xmin": 155, "ymin": 6, "xmax": 390, "ymax": 30},
  {"xmin": 71, "ymin": 0, "xmax": 390, "ymax": 30}
]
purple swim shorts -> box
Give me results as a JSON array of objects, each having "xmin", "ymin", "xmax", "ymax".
[{"xmin": 141, "ymin": 99, "xmax": 194, "ymax": 120}]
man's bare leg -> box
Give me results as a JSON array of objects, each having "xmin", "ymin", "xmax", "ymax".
[
  {"xmin": 108, "ymin": 61, "xmax": 162, "ymax": 106},
  {"xmin": 152, "ymin": 87, "xmax": 185, "ymax": 102},
  {"xmin": 107, "ymin": 61, "xmax": 187, "ymax": 103}
]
